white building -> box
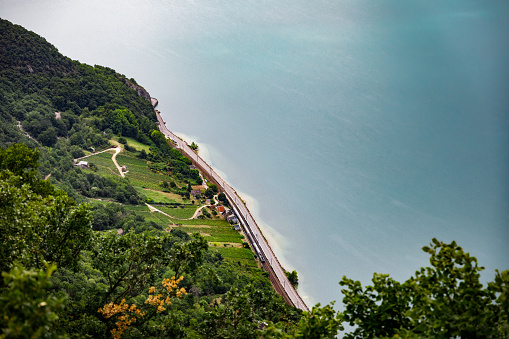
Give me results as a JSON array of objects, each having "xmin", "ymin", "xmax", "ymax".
[{"xmin": 75, "ymin": 161, "xmax": 88, "ymax": 169}]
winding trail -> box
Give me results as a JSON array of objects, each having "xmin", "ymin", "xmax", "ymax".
[
  {"xmin": 146, "ymin": 203, "xmax": 211, "ymax": 221},
  {"xmin": 145, "ymin": 203, "xmax": 176, "ymax": 229},
  {"xmin": 111, "ymin": 146, "xmax": 125, "ymax": 178},
  {"xmin": 145, "ymin": 203, "xmax": 172, "ymax": 218},
  {"xmin": 189, "ymin": 205, "xmax": 208, "ymax": 219},
  {"xmin": 17, "ymin": 121, "xmax": 39, "ymax": 144},
  {"xmin": 74, "ymin": 147, "xmax": 116, "ymax": 161}
]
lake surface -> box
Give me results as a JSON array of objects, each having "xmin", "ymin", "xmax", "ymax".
[{"xmin": 2, "ymin": 0, "xmax": 508, "ymax": 307}]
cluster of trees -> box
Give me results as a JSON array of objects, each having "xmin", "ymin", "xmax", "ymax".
[
  {"xmin": 146, "ymin": 131, "xmax": 202, "ymax": 185},
  {"xmin": 92, "ymin": 203, "xmax": 163, "ymax": 233},
  {"xmin": 203, "ymin": 184, "xmax": 219, "ymax": 199},
  {"xmin": 93, "ymin": 104, "xmax": 154, "ymax": 145},
  {"xmin": 71, "ymin": 172, "xmax": 141, "ymax": 204},
  {"xmin": 340, "ymin": 239, "xmax": 509, "ymax": 338},
  {"xmin": 285, "ymin": 270, "xmax": 299, "ymax": 287},
  {"xmin": 0, "ymin": 19, "xmax": 155, "ymax": 121},
  {"xmin": 0, "ymin": 144, "xmax": 92, "ymax": 273}
]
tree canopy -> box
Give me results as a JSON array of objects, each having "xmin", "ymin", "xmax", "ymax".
[
  {"xmin": 0, "ymin": 144, "xmax": 93, "ymax": 273},
  {"xmin": 340, "ymin": 238, "xmax": 509, "ymax": 338}
]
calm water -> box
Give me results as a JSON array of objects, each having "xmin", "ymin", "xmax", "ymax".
[{"xmin": 2, "ymin": 0, "xmax": 508, "ymax": 307}]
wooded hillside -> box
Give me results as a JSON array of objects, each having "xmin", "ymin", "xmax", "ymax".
[{"xmin": 1, "ymin": 18, "xmax": 507, "ymax": 339}]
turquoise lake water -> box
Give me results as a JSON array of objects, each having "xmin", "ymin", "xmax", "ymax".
[{"xmin": 2, "ymin": 0, "xmax": 508, "ymax": 307}]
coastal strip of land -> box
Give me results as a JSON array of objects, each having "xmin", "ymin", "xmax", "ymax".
[{"xmin": 153, "ymin": 103, "xmax": 309, "ymax": 312}]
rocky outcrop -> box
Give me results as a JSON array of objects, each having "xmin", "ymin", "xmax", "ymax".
[{"xmin": 124, "ymin": 78, "xmax": 151, "ymax": 101}]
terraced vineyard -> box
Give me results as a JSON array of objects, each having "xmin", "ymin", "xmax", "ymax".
[
  {"xmin": 154, "ymin": 204, "xmax": 197, "ymax": 219},
  {"xmin": 83, "ymin": 151, "xmax": 119, "ymax": 177},
  {"xmin": 139, "ymin": 189, "xmax": 186, "ymax": 205},
  {"xmin": 174, "ymin": 223, "xmax": 244, "ymax": 243},
  {"xmin": 121, "ymin": 204, "xmax": 256, "ymax": 266},
  {"xmin": 84, "ymin": 139, "xmax": 257, "ymax": 267},
  {"xmin": 115, "ymin": 136, "xmax": 151, "ymax": 152},
  {"xmin": 116, "ymin": 153, "xmax": 166, "ymax": 189}
]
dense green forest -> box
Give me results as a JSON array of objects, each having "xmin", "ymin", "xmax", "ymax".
[{"xmin": 1, "ymin": 19, "xmax": 508, "ymax": 338}]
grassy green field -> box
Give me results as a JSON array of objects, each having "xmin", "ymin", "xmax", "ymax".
[
  {"xmin": 121, "ymin": 204, "xmax": 174, "ymax": 225},
  {"xmin": 116, "ymin": 136, "xmax": 151, "ymax": 152},
  {"xmin": 210, "ymin": 246, "xmax": 254, "ymax": 259},
  {"xmin": 123, "ymin": 205, "xmax": 152, "ymax": 212},
  {"xmin": 138, "ymin": 189, "xmax": 187, "ymax": 205},
  {"xmin": 171, "ymin": 216, "xmax": 254, "ymax": 265},
  {"xmin": 82, "ymin": 151, "xmax": 119, "ymax": 177},
  {"xmin": 116, "ymin": 154, "xmax": 167, "ymax": 189},
  {"xmin": 173, "ymin": 225, "xmax": 244, "ymax": 243},
  {"xmin": 155, "ymin": 205, "xmax": 198, "ymax": 219},
  {"xmin": 178, "ymin": 219, "xmax": 230, "ymax": 226},
  {"xmin": 88, "ymin": 199, "xmax": 117, "ymax": 207},
  {"xmin": 148, "ymin": 212, "xmax": 173, "ymax": 225}
]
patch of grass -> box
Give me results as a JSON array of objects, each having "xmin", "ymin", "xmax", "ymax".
[
  {"xmin": 88, "ymin": 199, "xmax": 117, "ymax": 206},
  {"xmin": 130, "ymin": 207, "xmax": 174, "ymax": 225},
  {"xmin": 115, "ymin": 154, "xmax": 167, "ymax": 190},
  {"xmin": 179, "ymin": 219, "xmax": 230, "ymax": 227},
  {"xmin": 155, "ymin": 205, "xmax": 198, "ymax": 219},
  {"xmin": 137, "ymin": 212, "xmax": 172, "ymax": 226},
  {"xmin": 148, "ymin": 212, "xmax": 173, "ymax": 225},
  {"xmin": 237, "ymin": 259, "xmax": 259, "ymax": 268},
  {"xmin": 209, "ymin": 235, "xmax": 244, "ymax": 243},
  {"xmin": 175, "ymin": 226, "xmax": 211, "ymax": 233},
  {"xmin": 83, "ymin": 151, "xmax": 116, "ymax": 167},
  {"xmin": 113, "ymin": 136, "xmax": 151, "ymax": 152},
  {"xmin": 211, "ymin": 247, "xmax": 255, "ymax": 260},
  {"xmin": 173, "ymin": 224, "xmax": 243, "ymax": 243},
  {"xmin": 82, "ymin": 152, "xmax": 119, "ymax": 177},
  {"xmin": 123, "ymin": 205, "xmax": 152, "ymax": 212},
  {"xmin": 92, "ymin": 166, "xmax": 119, "ymax": 178},
  {"xmin": 116, "ymin": 154, "xmax": 149, "ymax": 168},
  {"xmin": 138, "ymin": 189, "xmax": 186, "ymax": 205}
]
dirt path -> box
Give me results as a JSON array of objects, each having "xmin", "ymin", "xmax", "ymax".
[
  {"xmin": 190, "ymin": 205, "xmax": 208, "ymax": 219},
  {"xmin": 146, "ymin": 200, "xmax": 217, "ymax": 222},
  {"xmin": 74, "ymin": 147, "xmax": 116, "ymax": 161},
  {"xmin": 145, "ymin": 203, "xmax": 176, "ymax": 229},
  {"xmin": 111, "ymin": 146, "xmax": 124, "ymax": 177},
  {"xmin": 184, "ymin": 195, "xmax": 218, "ymax": 219},
  {"xmin": 73, "ymin": 144, "xmax": 125, "ymax": 177},
  {"xmin": 17, "ymin": 121, "xmax": 40, "ymax": 144}
]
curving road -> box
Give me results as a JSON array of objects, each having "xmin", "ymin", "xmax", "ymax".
[{"xmin": 154, "ymin": 108, "xmax": 309, "ymax": 311}]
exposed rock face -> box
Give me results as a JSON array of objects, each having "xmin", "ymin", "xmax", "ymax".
[{"xmin": 124, "ymin": 78, "xmax": 151, "ymax": 101}]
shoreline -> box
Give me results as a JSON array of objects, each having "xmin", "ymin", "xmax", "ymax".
[
  {"xmin": 152, "ymin": 101, "xmax": 309, "ymax": 311},
  {"xmin": 167, "ymin": 133, "xmax": 307, "ymax": 291}
]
